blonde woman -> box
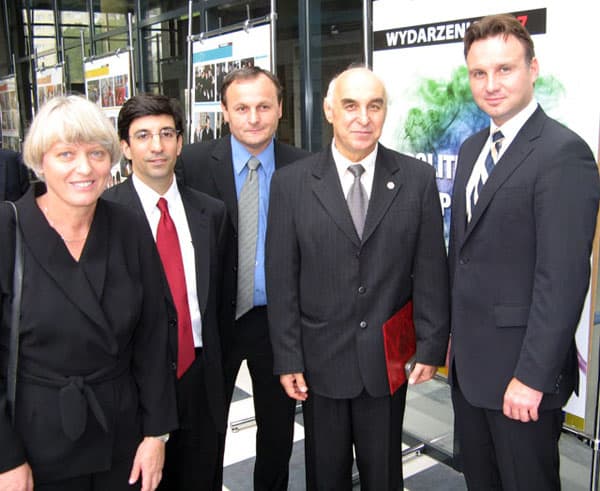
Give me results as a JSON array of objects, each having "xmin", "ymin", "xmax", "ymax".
[{"xmin": 0, "ymin": 96, "xmax": 177, "ymax": 491}]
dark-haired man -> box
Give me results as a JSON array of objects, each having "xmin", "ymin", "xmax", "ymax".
[
  {"xmin": 177, "ymin": 67, "xmax": 309, "ymax": 490},
  {"xmin": 104, "ymin": 94, "xmax": 229, "ymax": 490},
  {"xmin": 449, "ymin": 14, "xmax": 599, "ymax": 490}
]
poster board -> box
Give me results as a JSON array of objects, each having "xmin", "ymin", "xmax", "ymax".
[
  {"xmin": 191, "ymin": 23, "xmax": 272, "ymax": 143},
  {"xmin": 0, "ymin": 76, "xmax": 21, "ymax": 151},
  {"xmin": 36, "ymin": 64, "xmax": 65, "ymax": 109},
  {"xmin": 84, "ymin": 50, "xmax": 132, "ymax": 185},
  {"xmin": 372, "ymin": 0, "xmax": 600, "ymax": 431}
]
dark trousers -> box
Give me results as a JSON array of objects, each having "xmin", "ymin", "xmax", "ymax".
[
  {"xmin": 224, "ymin": 306, "xmax": 296, "ymax": 491},
  {"xmin": 159, "ymin": 349, "xmax": 226, "ymax": 491},
  {"xmin": 35, "ymin": 456, "xmax": 138, "ymax": 490},
  {"xmin": 303, "ymin": 385, "xmax": 407, "ymax": 491},
  {"xmin": 452, "ymin": 380, "xmax": 562, "ymax": 491}
]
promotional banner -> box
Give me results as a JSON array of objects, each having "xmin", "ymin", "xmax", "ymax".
[
  {"xmin": 191, "ymin": 24, "xmax": 271, "ymax": 143},
  {"xmin": 84, "ymin": 51, "xmax": 132, "ymax": 185},
  {"xmin": 36, "ymin": 64, "xmax": 65, "ymax": 109},
  {"xmin": 373, "ymin": 0, "xmax": 600, "ymax": 426},
  {"xmin": 0, "ymin": 76, "xmax": 21, "ymax": 151}
]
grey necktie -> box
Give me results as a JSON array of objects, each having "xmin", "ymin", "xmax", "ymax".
[
  {"xmin": 236, "ymin": 156, "xmax": 260, "ymax": 319},
  {"xmin": 347, "ymin": 164, "xmax": 368, "ymax": 239}
]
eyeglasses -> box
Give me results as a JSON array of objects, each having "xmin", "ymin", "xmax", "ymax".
[{"xmin": 130, "ymin": 128, "xmax": 180, "ymax": 143}]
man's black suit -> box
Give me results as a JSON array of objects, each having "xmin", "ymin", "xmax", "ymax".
[
  {"xmin": 201, "ymin": 127, "xmax": 214, "ymax": 141},
  {"xmin": 0, "ymin": 149, "xmax": 29, "ymax": 201},
  {"xmin": 266, "ymin": 144, "xmax": 449, "ymax": 489},
  {"xmin": 104, "ymin": 178, "xmax": 229, "ymax": 490},
  {"xmin": 177, "ymin": 137, "xmax": 309, "ymax": 490},
  {"xmin": 449, "ymin": 106, "xmax": 600, "ymax": 489}
]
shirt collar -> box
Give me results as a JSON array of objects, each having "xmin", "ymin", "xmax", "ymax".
[
  {"xmin": 331, "ymin": 139, "xmax": 378, "ymax": 176},
  {"xmin": 132, "ymin": 173, "xmax": 181, "ymax": 216},
  {"xmin": 491, "ymin": 98, "xmax": 538, "ymax": 141},
  {"xmin": 231, "ymin": 135, "xmax": 276, "ymax": 176}
]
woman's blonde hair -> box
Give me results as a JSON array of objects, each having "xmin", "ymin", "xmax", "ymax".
[{"xmin": 23, "ymin": 95, "xmax": 121, "ymax": 179}]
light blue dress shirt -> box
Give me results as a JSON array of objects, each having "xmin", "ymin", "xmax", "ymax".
[{"xmin": 231, "ymin": 135, "xmax": 276, "ymax": 307}]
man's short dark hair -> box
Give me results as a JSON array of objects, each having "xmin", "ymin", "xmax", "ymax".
[
  {"xmin": 220, "ymin": 67, "xmax": 283, "ymax": 107},
  {"xmin": 464, "ymin": 14, "xmax": 536, "ymax": 63},
  {"xmin": 118, "ymin": 93, "xmax": 184, "ymax": 141}
]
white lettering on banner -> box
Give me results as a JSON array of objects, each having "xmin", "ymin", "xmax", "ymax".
[{"xmin": 384, "ymin": 22, "xmax": 472, "ymax": 48}]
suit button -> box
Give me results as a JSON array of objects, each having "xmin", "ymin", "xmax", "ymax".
[
  {"xmin": 171, "ymin": 362, "xmax": 177, "ymax": 371},
  {"xmin": 233, "ymin": 266, "xmax": 237, "ymax": 272},
  {"xmin": 169, "ymin": 319, "xmax": 177, "ymax": 328},
  {"xmin": 359, "ymin": 321, "xmax": 367, "ymax": 329},
  {"xmin": 231, "ymin": 300, "xmax": 236, "ymax": 306},
  {"xmin": 459, "ymin": 257, "xmax": 469, "ymax": 265},
  {"xmin": 358, "ymin": 286, "xmax": 366, "ymax": 294}
]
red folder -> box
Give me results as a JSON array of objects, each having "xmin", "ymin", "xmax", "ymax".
[{"xmin": 382, "ymin": 301, "xmax": 416, "ymax": 394}]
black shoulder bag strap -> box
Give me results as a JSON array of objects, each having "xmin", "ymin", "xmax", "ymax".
[{"xmin": 5, "ymin": 201, "xmax": 23, "ymax": 425}]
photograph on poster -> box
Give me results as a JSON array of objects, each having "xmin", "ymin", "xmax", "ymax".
[
  {"xmin": 193, "ymin": 111, "xmax": 216, "ymax": 142},
  {"xmin": 36, "ymin": 65, "xmax": 65, "ymax": 109},
  {"xmin": 191, "ymin": 24, "xmax": 271, "ymax": 131},
  {"xmin": 100, "ymin": 78, "xmax": 116, "ymax": 107},
  {"xmin": 0, "ymin": 77, "xmax": 21, "ymax": 150},
  {"xmin": 115, "ymin": 74, "xmax": 129, "ymax": 106}
]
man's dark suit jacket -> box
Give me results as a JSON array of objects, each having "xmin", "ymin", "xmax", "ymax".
[
  {"xmin": 103, "ymin": 178, "xmax": 229, "ymax": 433},
  {"xmin": 176, "ymin": 137, "xmax": 310, "ymax": 342},
  {"xmin": 266, "ymin": 144, "xmax": 450, "ymax": 398},
  {"xmin": 0, "ymin": 149, "xmax": 30, "ymax": 201},
  {"xmin": 201, "ymin": 128, "xmax": 214, "ymax": 141},
  {"xmin": 0, "ymin": 187, "xmax": 177, "ymax": 482},
  {"xmin": 448, "ymin": 106, "xmax": 600, "ymax": 411}
]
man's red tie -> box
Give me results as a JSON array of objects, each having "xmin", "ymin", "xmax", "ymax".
[{"xmin": 156, "ymin": 197, "xmax": 195, "ymax": 378}]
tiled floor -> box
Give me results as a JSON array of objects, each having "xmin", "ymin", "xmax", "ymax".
[{"xmin": 222, "ymin": 362, "xmax": 593, "ymax": 490}]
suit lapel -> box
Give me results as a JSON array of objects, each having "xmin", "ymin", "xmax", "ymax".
[
  {"xmin": 18, "ymin": 191, "xmax": 113, "ymax": 335},
  {"xmin": 180, "ymin": 186, "xmax": 210, "ymax": 316},
  {"xmin": 361, "ymin": 145, "xmax": 403, "ymax": 244},
  {"xmin": 120, "ymin": 178, "xmax": 146, "ymax": 215},
  {"xmin": 80, "ymin": 200, "xmax": 109, "ymax": 303},
  {"xmin": 311, "ymin": 148, "xmax": 361, "ymax": 246},
  {"xmin": 210, "ymin": 138, "xmax": 239, "ymax": 231},
  {"xmin": 464, "ymin": 108, "xmax": 544, "ymax": 244},
  {"xmin": 453, "ymin": 130, "xmax": 487, "ymax": 245}
]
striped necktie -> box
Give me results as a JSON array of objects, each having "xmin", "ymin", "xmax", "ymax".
[
  {"xmin": 236, "ymin": 156, "xmax": 260, "ymax": 319},
  {"xmin": 468, "ymin": 130, "xmax": 504, "ymax": 218}
]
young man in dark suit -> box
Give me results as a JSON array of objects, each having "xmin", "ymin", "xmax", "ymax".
[
  {"xmin": 0, "ymin": 149, "xmax": 29, "ymax": 201},
  {"xmin": 449, "ymin": 14, "xmax": 600, "ymax": 490},
  {"xmin": 177, "ymin": 67, "xmax": 309, "ymax": 491},
  {"xmin": 104, "ymin": 94, "xmax": 229, "ymax": 491},
  {"xmin": 266, "ymin": 67, "xmax": 450, "ymax": 490}
]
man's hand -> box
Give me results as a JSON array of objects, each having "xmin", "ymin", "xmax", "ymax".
[
  {"xmin": 0, "ymin": 463, "xmax": 33, "ymax": 491},
  {"xmin": 408, "ymin": 363, "xmax": 437, "ymax": 385},
  {"xmin": 129, "ymin": 436, "xmax": 166, "ymax": 491},
  {"xmin": 280, "ymin": 373, "xmax": 309, "ymax": 401},
  {"xmin": 503, "ymin": 377, "xmax": 543, "ymax": 422}
]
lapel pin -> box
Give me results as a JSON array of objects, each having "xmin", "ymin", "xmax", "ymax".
[{"xmin": 387, "ymin": 181, "xmax": 395, "ymax": 190}]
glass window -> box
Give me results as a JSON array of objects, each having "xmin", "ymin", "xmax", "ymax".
[
  {"xmin": 139, "ymin": 17, "xmax": 187, "ymax": 103},
  {"xmin": 24, "ymin": 8, "xmax": 57, "ymax": 64},
  {"xmin": 301, "ymin": 0, "xmax": 364, "ymax": 151}
]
